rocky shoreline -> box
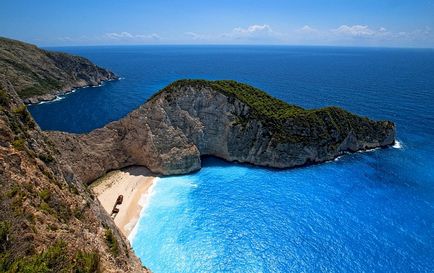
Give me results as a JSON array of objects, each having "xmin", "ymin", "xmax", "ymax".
[{"xmin": 22, "ymin": 76, "xmax": 119, "ymax": 105}]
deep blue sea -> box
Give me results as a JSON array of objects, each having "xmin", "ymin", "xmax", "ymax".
[{"xmin": 30, "ymin": 46, "xmax": 434, "ymax": 273}]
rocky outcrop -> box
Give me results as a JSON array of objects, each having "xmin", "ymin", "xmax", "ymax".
[
  {"xmin": 0, "ymin": 37, "xmax": 117, "ymax": 104},
  {"xmin": 49, "ymin": 80, "xmax": 396, "ymax": 184},
  {"xmin": 0, "ymin": 77, "xmax": 146, "ymax": 272}
]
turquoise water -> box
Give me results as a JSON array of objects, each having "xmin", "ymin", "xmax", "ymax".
[
  {"xmin": 29, "ymin": 46, "xmax": 434, "ymax": 272},
  {"xmin": 131, "ymin": 151, "xmax": 433, "ymax": 272}
]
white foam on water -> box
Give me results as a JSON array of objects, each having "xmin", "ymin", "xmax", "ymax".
[
  {"xmin": 37, "ymin": 96, "xmax": 65, "ymax": 105},
  {"xmin": 361, "ymin": 147, "xmax": 380, "ymax": 153},
  {"xmin": 128, "ymin": 177, "xmax": 160, "ymax": 242},
  {"xmin": 393, "ymin": 140, "xmax": 403, "ymax": 149},
  {"xmin": 52, "ymin": 96, "xmax": 64, "ymax": 102},
  {"xmin": 30, "ymin": 78, "xmax": 120, "ymax": 105}
]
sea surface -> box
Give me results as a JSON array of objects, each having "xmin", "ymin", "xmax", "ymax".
[{"xmin": 30, "ymin": 46, "xmax": 434, "ymax": 272}]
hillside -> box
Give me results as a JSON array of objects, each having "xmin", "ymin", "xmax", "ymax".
[
  {"xmin": 0, "ymin": 37, "xmax": 117, "ymax": 104},
  {"xmin": 49, "ymin": 80, "xmax": 396, "ymax": 184},
  {"xmin": 0, "ymin": 74, "xmax": 145, "ymax": 272}
]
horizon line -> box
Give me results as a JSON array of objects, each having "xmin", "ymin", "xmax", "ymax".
[
  {"xmin": 2, "ymin": 36, "xmax": 432, "ymax": 50},
  {"xmin": 41, "ymin": 43, "xmax": 434, "ymax": 50}
]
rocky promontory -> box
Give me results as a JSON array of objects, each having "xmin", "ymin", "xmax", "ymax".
[
  {"xmin": 0, "ymin": 37, "xmax": 117, "ymax": 104},
  {"xmin": 49, "ymin": 80, "xmax": 396, "ymax": 184}
]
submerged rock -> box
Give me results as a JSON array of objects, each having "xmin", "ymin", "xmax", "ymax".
[{"xmin": 49, "ymin": 80, "xmax": 396, "ymax": 184}]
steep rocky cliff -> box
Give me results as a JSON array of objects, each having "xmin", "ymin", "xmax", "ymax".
[
  {"xmin": 0, "ymin": 37, "xmax": 117, "ymax": 104},
  {"xmin": 49, "ymin": 80, "xmax": 396, "ymax": 184},
  {"xmin": 0, "ymin": 78, "xmax": 146, "ymax": 272}
]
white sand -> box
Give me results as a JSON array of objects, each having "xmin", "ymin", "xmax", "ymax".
[{"xmin": 91, "ymin": 166, "xmax": 156, "ymax": 237}]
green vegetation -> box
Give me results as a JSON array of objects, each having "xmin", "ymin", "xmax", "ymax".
[
  {"xmin": 38, "ymin": 189, "xmax": 51, "ymax": 202},
  {"xmin": 0, "ymin": 89, "xmax": 8, "ymax": 106},
  {"xmin": 153, "ymin": 79, "xmax": 303, "ymax": 119},
  {"xmin": 0, "ymin": 221, "xmax": 10, "ymax": 252},
  {"xmin": 0, "ymin": 240, "xmax": 99, "ymax": 273},
  {"xmin": 7, "ymin": 241, "xmax": 68, "ymax": 273},
  {"xmin": 74, "ymin": 251, "xmax": 100, "ymax": 273},
  {"xmin": 20, "ymin": 86, "xmax": 48, "ymax": 98},
  {"xmin": 0, "ymin": 37, "xmax": 115, "ymax": 99},
  {"xmin": 6, "ymin": 186, "xmax": 20, "ymax": 199},
  {"xmin": 39, "ymin": 198, "xmax": 72, "ymax": 222},
  {"xmin": 39, "ymin": 201, "xmax": 55, "ymax": 216},
  {"xmin": 73, "ymin": 207, "xmax": 84, "ymax": 221},
  {"xmin": 211, "ymin": 80, "xmax": 305, "ymax": 120},
  {"xmin": 11, "ymin": 139, "xmax": 25, "ymax": 150},
  {"xmin": 104, "ymin": 228, "xmax": 119, "ymax": 257},
  {"xmin": 20, "ymin": 79, "xmax": 62, "ymax": 99},
  {"xmin": 37, "ymin": 153, "xmax": 54, "ymax": 164},
  {"xmin": 153, "ymin": 79, "xmax": 384, "ymax": 143},
  {"xmin": 12, "ymin": 105, "xmax": 34, "ymax": 128},
  {"xmin": 0, "ymin": 37, "xmax": 123, "ymax": 272}
]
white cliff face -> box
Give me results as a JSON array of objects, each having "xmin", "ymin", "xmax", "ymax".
[{"xmin": 48, "ymin": 80, "xmax": 396, "ymax": 184}]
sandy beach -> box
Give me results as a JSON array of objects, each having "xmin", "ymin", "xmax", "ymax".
[{"xmin": 91, "ymin": 166, "xmax": 156, "ymax": 237}]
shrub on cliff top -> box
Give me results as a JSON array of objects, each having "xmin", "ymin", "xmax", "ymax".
[
  {"xmin": 0, "ymin": 221, "xmax": 10, "ymax": 252},
  {"xmin": 0, "ymin": 89, "xmax": 8, "ymax": 106},
  {"xmin": 0, "ymin": 240, "xmax": 100, "ymax": 273},
  {"xmin": 12, "ymin": 105, "xmax": 34, "ymax": 129},
  {"xmin": 11, "ymin": 139, "xmax": 25, "ymax": 150},
  {"xmin": 104, "ymin": 228, "xmax": 119, "ymax": 257},
  {"xmin": 152, "ymin": 79, "xmax": 303, "ymax": 121},
  {"xmin": 74, "ymin": 251, "xmax": 100, "ymax": 273},
  {"xmin": 38, "ymin": 189, "xmax": 51, "ymax": 202}
]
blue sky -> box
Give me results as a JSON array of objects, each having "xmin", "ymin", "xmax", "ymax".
[{"xmin": 1, "ymin": 0, "xmax": 434, "ymax": 47}]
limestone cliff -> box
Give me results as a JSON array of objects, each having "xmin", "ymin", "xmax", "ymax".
[
  {"xmin": 0, "ymin": 37, "xmax": 117, "ymax": 104},
  {"xmin": 0, "ymin": 78, "xmax": 146, "ymax": 272},
  {"xmin": 49, "ymin": 80, "xmax": 396, "ymax": 184}
]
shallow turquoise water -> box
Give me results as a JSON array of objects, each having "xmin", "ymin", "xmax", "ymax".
[
  {"xmin": 29, "ymin": 46, "xmax": 434, "ymax": 272},
  {"xmin": 131, "ymin": 149, "xmax": 434, "ymax": 272}
]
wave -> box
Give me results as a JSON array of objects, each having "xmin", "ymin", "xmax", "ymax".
[
  {"xmin": 127, "ymin": 178, "xmax": 160, "ymax": 242},
  {"xmin": 393, "ymin": 140, "xmax": 403, "ymax": 149},
  {"xmin": 92, "ymin": 83, "xmax": 104, "ymax": 88},
  {"xmin": 37, "ymin": 96, "xmax": 65, "ymax": 105},
  {"xmin": 360, "ymin": 147, "xmax": 380, "ymax": 153},
  {"xmin": 30, "ymin": 78, "xmax": 118, "ymax": 105}
]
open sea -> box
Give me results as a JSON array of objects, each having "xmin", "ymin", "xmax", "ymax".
[{"xmin": 29, "ymin": 46, "xmax": 434, "ymax": 273}]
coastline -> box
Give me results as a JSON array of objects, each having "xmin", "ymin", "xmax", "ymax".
[
  {"xmin": 23, "ymin": 77, "xmax": 120, "ymax": 105},
  {"xmin": 87, "ymin": 140, "xmax": 403, "ymax": 238},
  {"xmin": 91, "ymin": 166, "xmax": 156, "ymax": 237}
]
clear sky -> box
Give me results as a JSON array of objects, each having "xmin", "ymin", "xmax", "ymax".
[{"xmin": 1, "ymin": 0, "xmax": 434, "ymax": 47}]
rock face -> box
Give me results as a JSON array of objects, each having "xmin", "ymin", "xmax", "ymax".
[
  {"xmin": 0, "ymin": 37, "xmax": 117, "ymax": 104},
  {"xmin": 49, "ymin": 80, "xmax": 396, "ymax": 184},
  {"xmin": 0, "ymin": 78, "xmax": 146, "ymax": 272}
]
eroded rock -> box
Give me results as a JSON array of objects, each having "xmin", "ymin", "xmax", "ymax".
[{"xmin": 49, "ymin": 80, "xmax": 396, "ymax": 184}]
